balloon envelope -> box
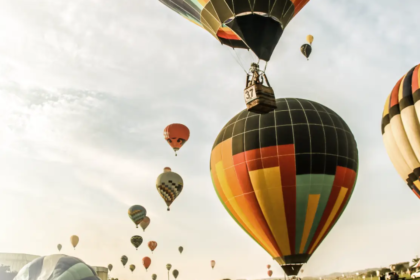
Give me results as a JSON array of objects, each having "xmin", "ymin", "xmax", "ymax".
[
  {"xmin": 128, "ymin": 205, "xmax": 147, "ymax": 228},
  {"xmin": 70, "ymin": 235, "xmax": 79, "ymax": 249},
  {"xmin": 130, "ymin": 264, "xmax": 136, "ymax": 272},
  {"xmin": 152, "ymin": 274, "xmax": 157, "ymax": 280},
  {"xmin": 143, "ymin": 257, "xmax": 152, "ymax": 270},
  {"xmin": 267, "ymin": 265, "xmax": 271, "ymax": 269},
  {"xmin": 268, "ymin": 270, "xmax": 273, "ymax": 277},
  {"xmin": 382, "ymin": 63, "xmax": 420, "ymax": 199},
  {"xmin": 300, "ymin": 44, "xmax": 312, "ymax": 59},
  {"xmin": 164, "ymin": 124, "xmax": 190, "ymax": 155},
  {"xmin": 140, "ymin": 216, "xmax": 150, "ymax": 232},
  {"xmin": 148, "ymin": 241, "xmax": 158, "ymax": 252},
  {"xmin": 178, "ymin": 246, "xmax": 183, "ymax": 254},
  {"xmin": 57, "ymin": 244, "xmax": 62, "ymax": 252},
  {"xmin": 210, "ymin": 98, "xmax": 358, "ymax": 276},
  {"xmin": 14, "ymin": 254, "xmax": 100, "ymax": 280},
  {"xmin": 157, "ymin": 0, "xmax": 310, "ymax": 61},
  {"xmin": 211, "ymin": 260, "xmax": 216, "ymax": 269},
  {"xmin": 108, "ymin": 264, "xmax": 113, "ymax": 271},
  {"xmin": 121, "ymin": 255, "xmax": 128, "ymax": 267},
  {"xmin": 173, "ymin": 269, "xmax": 179, "ymax": 279},
  {"xmin": 131, "ymin": 235, "xmax": 143, "ymax": 250},
  {"xmin": 166, "ymin": 264, "xmax": 172, "ymax": 270},
  {"xmin": 156, "ymin": 168, "xmax": 183, "ymax": 211},
  {"xmin": 306, "ymin": 35, "xmax": 314, "ymax": 44}
]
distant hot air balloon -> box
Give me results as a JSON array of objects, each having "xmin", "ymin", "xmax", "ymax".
[
  {"xmin": 130, "ymin": 264, "xmax": 136, "ymax": 272},
  {"xmin": 164, "ymin": 124, "xmax": 190, "ymax": 156},
  {"xmin": 268, "ymin": 270, "xmax": 273, "ymax": 277},
  {"xmin": 121, "ymin": 255, "xmax": 128, "ymax": 267},
  {"xmin": 301, "ymin": 44, "xmax": 312, "ymax": 60},
  {"xmin": 156, "ymin": 168, "xmax": 183, "ymax": 211},
  {"xmin": 108, "ymin": 264, "xmax": 113, "ymax": 271},
  {"xmin": 178, "ymin": 246, "xmax": 183, "ymax": 254},
  {"xmin": 306, "ymin": 35, "xmax": 314, "ymax": 45},
  {"xmin": 128, "ymin": 205, "xmax": 147, "ymax": 228},
  {"xmin": 70, "ymin": 235, "xmax": 79, "ymax": 250},
  {"xmin": 148, "ymin": 241, "xmax": 158, "ymax": 253},
  {"xmin": 301, "ymin": 269, "xmax": 304, "ymax": 273},
  {"xmin": 152, "ymin": 274, "xmax": 157, "ymax": 280},
  {"xmin": 57, "ymin": 244, "xmax": 62, "ymax": 252},
  {"xmin": 382, "ymin": 63, "xmax": 420, "ymax": 200},
  {"xmin": 131, "ymin": 235, "xmax": 143, "ymax": 250},
  {"xmin": 211, "ymin": 260, "xmax": 215, "ymax": 269},
  {"xmin": 210, "ymin": 98, "xmax": 359, "ymax": 276},
  {"xmin": 140, "ymin": 216, "xmax": 150, "ymax": 232},
  {"xmin": 267, "ymin": 265, "xmax": 271, "ymax": 269},
  {"xmin": 166, "ymin": 264, "xmax": 172, "ymax": 271},
  {"xmin": 173, "ymin": 270, "xmax": 179, "ymax": 279},
  {"xmin": 143, "ymin": 257, "xmax": 151, "ymax": 271}
]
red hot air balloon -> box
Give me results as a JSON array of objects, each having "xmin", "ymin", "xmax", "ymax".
[
  {"xmin": 148, "ymin": 241, "xmax": 158, "ymax": 253},
  {"xmin": 267, "ymin": 265, "xmax": 271, "ymax": 269},
  {"xmin": 211, "ymin": 260, "xmax": 215, "ymax": 269},
  {"xmin": 140, "ymin": 216, "xmax": 150, "ymax": 232},
  {"xmin": 164, "ymin": 124, "xmax": 190, "ymax": 156},
  {"xmin": 268, "ymin": 270, "xmax": 273, "ymax": 277},
  {"xmin": 143, "ymin": 257, "xmax": 151, "ymax": 271}
]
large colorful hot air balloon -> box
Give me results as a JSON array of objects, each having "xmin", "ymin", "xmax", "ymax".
[
  {"xmin": 382, "ymin": 63, "xmax": 420, "ymax": 199},
  {"xmin": 131, "ymin": 235, "xmax": 143, "ymax": 250},
  {"xmin": 164, "ymin": 124, "xmax": 190, "ymax": 156},
  {"xmin": 143, "ymin": 257, "xmax": 152, "ymax": 271},
  {"xmin": 14, "ymin": 255, "xmax": 100, "ymax": 280},
  {"xmin": 211, "ymin": 260, "xmax": 216, "ymax": 269},
  {"xmin": 152, "ymin": 274, "xmax": 157, "ymax": 280},
  {"xmin": 57, "ymin": 244, "xmax": 62, "ymax": 252},
  {"xmin": 121, "ymin": 255, "xmax": 128, "ymax": 267},
  {"xmin": 268, "ymin": 270, "xmax": 273, "ymax": 277},
  {"xmin": 130, "ymin": 264, "xmax": 136, "ymax": 272},
  {"xmin": 128, "ymin": 205, "xmax": 147, "ymax": 228},
  {"xmin": 70, "ymin": 235, "xmax": 79, "ymax": 250},
  {"xmin": 156, "ymin": 167, "xmax": 183, "ymax": 211},
  {"xmin": 178, "ymin": 246, "xmax": 183, "ymax": 254},
  {"xmin": 210, "ymin": 98, "xmax": 359, "ymax": 276},
  {"xmin": 148, "ymin": 241, "xmax": 158, "ymax": 253},
  {"xmin": 173, "ymin": 269, "xmax": 179, "ymax": 279},
  {"xmin": 108, "ymin": 264, "xmax": 113, "ymax": 271},
  {"xmin": 140, "ymin": 216, "xmax": 150, "ymax": 232},
  {"xmin": 157, "ymin": 0, "xmax": 310, "ymax": 63}
]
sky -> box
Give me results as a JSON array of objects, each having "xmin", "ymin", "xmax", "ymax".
[{"xmin": 0, "ymin": 0, "xmax": 420, "ymax": 280}]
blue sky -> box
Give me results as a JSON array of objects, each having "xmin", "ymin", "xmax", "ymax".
[{"xmin": 0, "ymin": 0, "xmax": 420, "ymax": 280}]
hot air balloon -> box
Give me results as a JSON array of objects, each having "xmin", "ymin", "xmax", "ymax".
[
  {"xmin": 157, "ymin": 0, "xmax": 310, "ymax": 113},
  {"xmin": 210, "ymin": 98, "xmax": 359, "ymax": 276},
  {"xmin": 156, "ymin": 168, "xmax": 183, "ymax": 211},
  {"xmin": 108, "ymin": 264, "xmax": 113, "ymax": 271},
  {"xmin": 166, "ymin": 264, "xmax": 172, "ymax": 271},
  {"xmin": 164, "ymin": 124, "xmax": 190, "ymax": 156},
  {"xmin": 178, "ymin": 246, "xmax": 183, "ymax": 254},
  {"xmin": 306, "ymin": 35, "xmax": 314, "ymax": 45},
  {"xmin": 301, "ymin": 44, "xmax": 312, "ymax": 60},
  {"xmin": 382, "ymin": 63, "xmax": 420, "ymax": 200},
  {"xmin": 211, "ymin": 260, "xmax": 216, "ymax": 269},
  {"xmin": 70, "ymin": 235, "xmax": 79, "ymax": 250},
  {"xmin": 121, "ymin": 255, "xmax": 128, "ymax": 267},
  {"xmin": 128, "ymin": 205, "xmax": 147, "ymax": 228},
  {"xmin": 130, "ymin": 264, "xmax": 136, "ymax": 272},
  {"xmin": 143, "ymin": 257, "xmax": 151, "ymax": 271},
  {"xmin": 148, "ymin": 241, "xmax": 158, "ymax": 253},
  {"xmin": 57, "ymin": 244, "xmax": 62, "ymax": 252},
  {"xmin": 268, "ymin": 270, "xmax": 273, "ymax": 277},
  {"xmin": 173, "ymin": 270, "xmax": 179, "ymax": 279},
  {"xmin": 131, "ymin": 235, "xmax": 143, "ymax": 250},
  {"xmin": 152, "ymin": 274, "xmax": 157, "ymax": 280},
  {"xmin": 267, "ymin": 265, "xmax": 271, "ymax": 269},
  {"xmin": 140, "ymin": 216, "xmax": 150, "ymax": 232},
  {"xmin": 301, "ymin": 269, "xmax": 304, "ymax": 273},
  {"xmin": 14, "ymin": 255, "xmax": 100, "ymax": 280}
]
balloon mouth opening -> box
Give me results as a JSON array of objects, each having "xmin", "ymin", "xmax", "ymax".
[{"xmin": 281, "ymin": 264, "xmax": 305, "ymax": 277}]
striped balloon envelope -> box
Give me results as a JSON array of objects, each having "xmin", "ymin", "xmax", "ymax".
[
  {"xmin": 157, "ymin": 0, "xmax": 310, "ymax": 61},
  {"xmin": 14, "ymin": 254, "xmax": 100, "ymax": 280},
  {"xmin": 381, "ymin": 63, "xmax": 420, "ymax": 199},
  {"xmin": 210, "ymin": 98, "xmax": 358, "ymax": 275}
]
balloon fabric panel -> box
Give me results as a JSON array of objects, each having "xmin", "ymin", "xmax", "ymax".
[
  {"xmin": 210, "ymin": 98, "xmax": 358, "ymax": 268},
  {"xmin": 382, "ymin": 64, "xmax": 420, "ymax": 198}
]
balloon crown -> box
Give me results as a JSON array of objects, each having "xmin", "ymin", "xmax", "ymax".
[{"xmin": 164, "ymin": 167, "xmax": 171, "ymax": 172}]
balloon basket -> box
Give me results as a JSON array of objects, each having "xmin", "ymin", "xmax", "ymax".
[{"xmin": 244, "ymin": 84, "xmax": 277, "ymax": 114}]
